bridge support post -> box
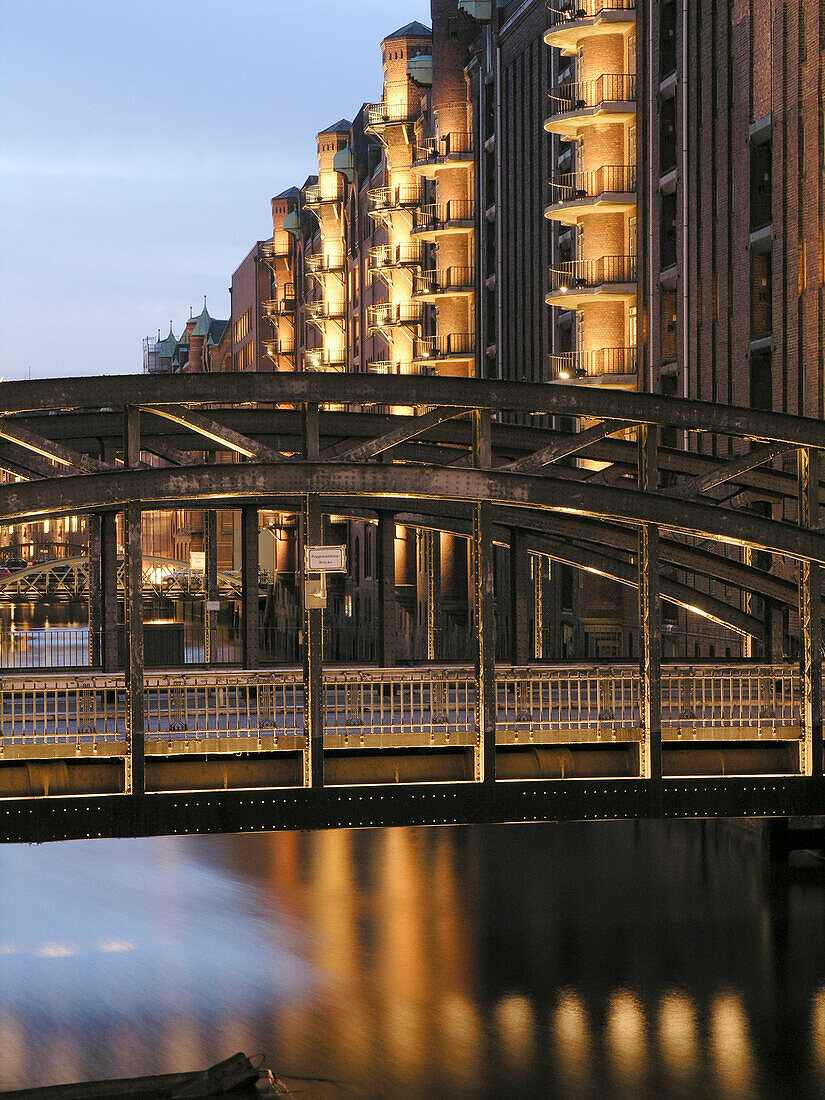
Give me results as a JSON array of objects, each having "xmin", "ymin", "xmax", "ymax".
[
  {"xmin": 638, "ymin": 424, "xmax": 663, "ymax": 811},
  {"xmin": 302, "ymin": 493, "xmax": 324, "ymax": 788},
  {"xmin": 241, "ymin": 507, "xmax": 259, "ymax": 669},
  {"xmin": 510, "ymin": 531, "xmax": 531, "ymax": 665},
  {"xmin": 426, "ymin": 530, "xmax": 441, "ymax": 662},
  {"xmin": 377, "ymin": 512, "xmax": 396, "ymax": 668},
  {"xmin": 88, "ymin": 513, "xmax": 118, "ymax": 671},
  {"xmin": 204, "ymin": 510, "xmax": 218, "ymax": 664},
  {"xmin": 473, "ymin": 409, "xmax": 496, "ymax": 784},
  {"xmin": 124, "ymin": 501, "xmax": 144, "ymax": 796},
  {"xmin": 798, "ymin": 447, "xmax": 822, "ymax": 778}
]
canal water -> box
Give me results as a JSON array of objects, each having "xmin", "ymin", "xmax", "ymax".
[{"xmin": 1, "ymin": 820, "xmax": 825, "ymax": 1098}]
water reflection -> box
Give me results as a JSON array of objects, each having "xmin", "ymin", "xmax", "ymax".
[{"xmin": 1, "ymin": 822, "xmax": 825, "ymax": 1097}]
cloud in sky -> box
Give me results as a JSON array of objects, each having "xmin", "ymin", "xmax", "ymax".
[{"xmin": 0, "ymin": 0, "xmax": 432, "ymax": 379}]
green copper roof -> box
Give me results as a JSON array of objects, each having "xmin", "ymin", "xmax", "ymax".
[{"xmin": 192, "ymin": 304, "xmax": 212, "ymax": 337}]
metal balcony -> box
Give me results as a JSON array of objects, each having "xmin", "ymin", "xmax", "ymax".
[
  {"xmin": 545, "ymin": 0, "xmax": 636, "ymax": 55},
  {"xmin": 367, "ymin": 302, "xmax": 423, "ymax": 330},
  {"xmin": 364, "ymin": 100, "xmax": 422, "ymax": 131},
  {"xmin": 367, "ymin": 185, "xmax": 422, "ymax": 218},
  {"xmin": 546, "ymin": 256, "xmax": 637, "ymax": 305},
  {"xmin": 304, "ymin": 348, "xmax": 346, "ymax": 371},
  {"xmin": 306, "ymin": 299, "xmax": 346, "ymax": 322},
  {"xmin": 413, "ymin": 332, "xmax": 475, "ymax": 361},
  {"xmin": 304, "ymin": 180, "xmax": 345, "ymax": 207},
  {"xmin": 412, "ymin": 133, "xmax": 474, "ymax": 172},
  {"xmin": 413, "ymin": 266, "xmax": 475, "ymax": 299},
  {"xmin": 305, "ymin": 253, "xmax": 346, "ymax": 276},
  {"xmin": 548, "ymin": 346, "xmax": 637, "ymax": 382},
  {"xmin": 259, "ymin": 239, "xmax": 291, "ymax": 260},
  {"xmin": 367, "ymin": 360, "xmax": 434, "ymax": 376},
  {"xmin": 262, "ymin": 285, "xmax": 296, "ymax": 316},
  {"xmin": 368, "ymin": 243, "xmax": 423, "ymax": 273},
  {"xmin": 546, "ymin": 165, "xmax": 637, "ymax": 223},
  {"xmin": 412, "ymin": 200, "xmax": 475, "ymax": 238},
  {"xmin": 545, "ymin": 74, "xmax": 636, "ymax": 137},
  {"xmin": 263, "ymin": 339, "xmax": 296, "ymax": 358}
]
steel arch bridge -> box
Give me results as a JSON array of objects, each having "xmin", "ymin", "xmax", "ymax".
[
  {"xmin": 0, "ymin": 372, "xmax": 822, "ymax": 842},
  {"xmin": 0, "ymin": 555, "xmax": 245, "ymax": 600}
]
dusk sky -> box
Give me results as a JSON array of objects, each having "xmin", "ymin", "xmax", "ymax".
[{"xmin": 0, "ymin": 1, "xmax": 431, "ymax": 380}]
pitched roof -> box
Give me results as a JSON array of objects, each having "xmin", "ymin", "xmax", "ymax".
[
  {"xmin": 320, "ymin": 118, "xmax": 351, "ymax": 134},
  {"xmin": 192, "ymin": 304, "xmax": 212, "ymax": 337},
  {"xmin": 385, "ymin": 20, "xmax": 431, "ymax": 39},
  {"xmin": 273, "ymin": 185, "xmax": 301, "ymax": 200}
]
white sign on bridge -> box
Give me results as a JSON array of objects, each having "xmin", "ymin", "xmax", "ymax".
[{"xmin": 305, "ymin": 544, "xmax": 347, "ymax": 573}]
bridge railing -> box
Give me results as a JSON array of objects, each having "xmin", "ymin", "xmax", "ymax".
[
  {"xmin": 324, "ymin": 668, "xmax": 475, "ymax": 740},
  {"xmin": 0, "ymin": 675, "xmax": 126, "ymax": 745}
]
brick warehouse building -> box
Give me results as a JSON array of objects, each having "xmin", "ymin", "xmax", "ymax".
[{"xmin": 141, "ymin": 0, "xmax": 823, "ymax": 665}]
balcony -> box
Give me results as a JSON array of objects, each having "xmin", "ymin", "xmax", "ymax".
[
  {"xmin": 545, "ymin": 165, "xmax": 637, "ymax": 223},
  {"xmin": 367, "ymin": 185, "xmax": 422, "ymax": 221},
  {"xmin": 304, "ymin": 180, "xmax": 345, "ymax": 208},
  {"xmin": 546, "ymin": 255, "xmax": 637, "ymax": 306},
  {"xmin": 548, "ymin": 347, "xmax": 637, "ymax": 384},
  {"xmin": 413, "ymin": 266, "xmax": 475, "ymax": 300},
  {"xmin": 364, "ymin": 99, "xmax": 422, "ymax": 132},
  {"xmin": 413, "ymin": 332, "xmax": 475, "ymax": 362},
  {"xmin": 304, "ymin": 347, "xmax": 346, "ymax": 371},
  {"xmin": 412, "ymin": 133, "xmax": 474, "ymax": 174},
  {"xmin": 545, "ymin": 0, "xmax": 636, "ymax": 55},
  {"xmin": 367, "ymin": 302, "xmax": 423, "ymax": 330},
  {"xmin": 263, "ymin": 339, "xmax": 296, "ymax": 358},
  {"xmin": 412, "ymin": 200, "xmax": 475, "ymax": 239},
  {"xmin": 306, "ymin": 299, "xmax": 346, "ymax": 323},
  {"xmin": 367, "ymin": 360, "xmax": 435, "ymax": 375},
  {"xmin": 369, "ymin": 243, "xmax": 422, "ymax": 274},
  {"xmin": 262, "ymin": 285, "xmax": 296, "ymax": 316},
  {"xmin": 259, "ymin": 238, "xmax": 291, "ymax": 260},
  {"xmin": 305, "ymin": 253, "xmax": 346, "ymax": 282},
  {"xmin": 544, "ymin": 74, "xmax": 636, "ymax": 138}
]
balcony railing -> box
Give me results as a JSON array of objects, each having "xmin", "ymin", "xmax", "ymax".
[
  {"xmin": 305, "ymin": 253, "xmax": 346, "ymax": 274},
  {"xmin": 304, "ymin": 180, "xmax": 345, "ymax": 205},
  {"xmin": 548, "ymin": 347, "xmax": 637, "ymax": 380},
  {"xmin": 259, "ymin": 239, "xmax": 291, "ymax": 259},
  {"xmin": 365, "ymin": 100, "xmax": 421, "ymax": 128},
  {"xmin": 367, "ymin": 302, "xmax": 423, "ymax": 329},
  {"xmin": 547, "ymin": 0, "xmax": 636, "ymax": 27},
  {"xmin": 304, "ymin": 348, "xmax": 346, "ymax": 370},
  {"xmin": 369, "ymin": 243, "xmax": 422, "ymax": 271},
  {"xmin": 306, "ymin": 299, "xmax": 346, "ymax": 321},
  {"xmin": 263, "ymin": 339, "xmax": 296, "ymax": 357},
  {"xmin": 413, "ymin": 200, "xmax": 475, "ymax": 232},
  {"xmin": 548, "ymin": 255, "xmax": 637, "ymax": 292},
  {"xmin": 547, "ymin": 74, "xmax": 637, "ymax": 116},
  {"xmin": 367, "ymin": 185, "xmax": 422, "ymax": 212},
  {"xmin": 367, "ymin": 360, "xmax": 435, "ymax": 375},
  {"xmin": 413, "ymin": 266, "xmax": 475, "ymax": 296},
  {"xmin": 414, "ymin": 332, "xmax": 475, "ymax": 359},
  {"xmin": 413, "ymin": 132, "xmax": 474, "ymax": 164},
  {"xmin": 262, "ymin": 285, "xmax": 296, "ymax": 315},
  {"xmin": 547, "ymin": 164, "xmax": 637, "ymax": 203}
]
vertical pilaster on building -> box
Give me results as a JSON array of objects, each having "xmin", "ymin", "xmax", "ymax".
[
  {"xmin": 426, "ymin": 529, "xmax": 441, "ymax": 662},
  {"xmin": 377, "ymin": 512, "xmax": 397, "ymax": 668},
  {"xmin": 472, "ymin": 407, "xmax": 496, "ymax": 783},
  {"xmin": 204, "ymin": 510, "xmax": 218, "ymax": 664},
  {"xmin": 123, "ymin": 501, "xmax": 144, "ymax": 796},
  {"xmin": 637, "ymin": 424, "xmax": 662, "ymax": 803},
  {"xmin": 241, "ymin": 507, "xmax": 259, "ymax": 669},
  {"xmin": 302, "ymin": 493, "xmax": 324, "ymax": 789},
  {"xmin": 798, "ymin": 447, "xmax": 822, "ymax": 778},
  {"xmin": 510, "ymin": 531, "xmax": 532, "ymax": 665}
]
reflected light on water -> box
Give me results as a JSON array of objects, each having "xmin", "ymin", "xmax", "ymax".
[
  {"xmin": 0, "ymin": 1013, "xmax": 27, "ymax": 1090},
  {"xmin": 606, "ymin": 989, "xmax": 647, "ymax": 1083},
  {"xmin": 658, "ymin": 991, "xmax": 699, "ymax": 1079},
  {"xmin": 494, "ymin": 993, "xmax": 536, "ymax": 1074},
  {"xmin": 439, "ymin": 993, "xmax": 482, "ymax": 1091},
  {"xmin": 710, "ymin": 992, "xmax": 754, "ymax": 1098},
  {"xmin": 553, "ymin": 989, "xmax": 592, "ymax": 1093},
  {"xmin": 812, "ymin": 988, "xmax": 825, "ymax": 1088}
]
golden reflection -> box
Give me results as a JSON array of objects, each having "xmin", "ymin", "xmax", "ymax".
[
  {"xmin": 163, "ymin": 1018, "xmax": 206, "ymax": 1074},
  {"xmin": 812, "ymin": 989, "xmax": 825, "ymax": 1087},
  {"xmin": 606, "ymin": 989, "xmax": 647, "ymax": 1083},
  {"xmin": 553, "ymin": 989, "xmax": 592, "ymax": 1092},
  {"xmin": 495, "ymin": 993, "xmax": 537, "ymax": 1074},
  {"xmin": 710, "ymin": 992, "xmax": 754, "ymax": 1098},
  {"xmin": 44, "ymin": 1034, "xmax": 83, "ymax": 1092},
  {"xmin": 0, "ymin": 1012, "xmax": 27, "ymax": 1089},
  {"xmin": 658, "ymin": 991, "xmax": 698, "ymax": 1079},
  {"xmin": 439, "ymin": 992, "xmax": 482, "ymax": 1091}
]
